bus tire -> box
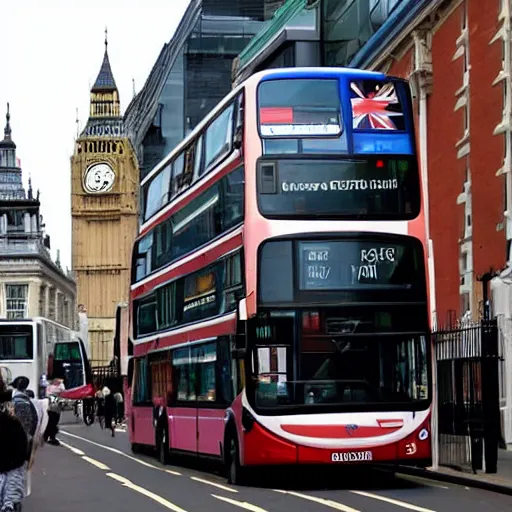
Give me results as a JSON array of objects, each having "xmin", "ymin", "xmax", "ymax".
[
  {"xmin": 227, "ymin": 436, "xmax": 246, "ymax": 486},
  {"xmin": 158, "ymin": 428, "xmax": 170, "ymax": 466},
  {"xmin": 131, "ymin": 443, "xmax": 141, "ymax": 454}
]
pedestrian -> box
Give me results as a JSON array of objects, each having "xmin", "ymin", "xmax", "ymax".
[
  {"xmin": 10, "ymin": 377, "xmax": 40, "ymax": 499},
  {"xmin": 0, "ymin": 375, "xmax": 29, "ymax": 512},
  {"xmin": 113, "ymin": 392, "xmax": 124, "ymax": 426},
  {"xmin": 102, "ymin": 387, "xmax": 116, "ymax": 437},
  {"xmin": 10, "ymin": 377, "xmax": 38, "ymax": 446},
  {"xmin": 44, "ymin": 378, "xmax": 65, "ymax": 446}
]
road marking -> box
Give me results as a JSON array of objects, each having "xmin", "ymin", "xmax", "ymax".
[
  {"xmin": 60, "ymin": 441, "xmax": 85, "ymax": 456},
  {"xmin": 397, "ymin": 474, "xmax": 449, "ymax": 490},
  {"xmin": 82, "ymin": 456, "xmax": 111, "ymax": 471},
  {"xmin": 350, "ymin": 490, "xmax": 436, "ymax": 512},
  {"xmin": 190, "ymin": 476, "xmax": 237, "ymax": 493},
  {"xmin": 61, "ymin": 430, "xmax": 182, "ymax": 476},
  {"xmin": 107, "ymin": 473, "xmax": 188, "ymax": 512},
  {"xmin": 212, "ymin": 494, "xmax": 268, "ymax": 512},
  {"xmin": 274, "ymin": 490, "xmax": 360, "ymax": 512}
]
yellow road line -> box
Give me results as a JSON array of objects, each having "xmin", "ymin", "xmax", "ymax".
[
  {"xmin": 107, "ymin": 473, "xmax": 188, "ymax": 512},
  {"xmin": 81, "ymin": 456, "xmax": 110, "ymax": 471}
]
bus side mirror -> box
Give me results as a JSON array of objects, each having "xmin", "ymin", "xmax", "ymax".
[{"xmin": 238, "ymin": 298, "xmax": 247, "ymax": 321}]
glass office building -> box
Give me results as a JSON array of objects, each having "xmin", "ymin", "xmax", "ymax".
[{"xmin": 124, "ymin": 0, "xmax": 285, "ymax": 181}]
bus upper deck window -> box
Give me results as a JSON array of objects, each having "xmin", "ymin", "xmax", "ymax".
[{"xmin": 258, "ymin": 79, "xmax": 342, "ymax": 138}]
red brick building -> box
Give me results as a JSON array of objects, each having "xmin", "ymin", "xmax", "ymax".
[
  {"xmin": 368, "ymin": 0, "xmax": 507, "ymax": 325},
  {"xmin": 234, "ymin": 0, "xmax": 511, "ymax": 325}
]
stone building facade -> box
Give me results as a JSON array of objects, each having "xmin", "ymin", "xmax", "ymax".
[{"xmin": 0, "ymin": 104, "xmax": 76, "ymax": 326}]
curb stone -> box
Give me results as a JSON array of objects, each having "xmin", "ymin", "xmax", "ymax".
[{"xmin": 395, "ymin": 465, "xmax": 512, "ymax": 496}]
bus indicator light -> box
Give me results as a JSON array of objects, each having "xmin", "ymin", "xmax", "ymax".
[{"xmin": 376, "ymin": 159, "xmax": 385, "ymax": 168}]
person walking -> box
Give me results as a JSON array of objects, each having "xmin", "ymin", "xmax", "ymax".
[
  {"xmin": 113, "ymin": 392, "xmax": 124, "ymax": 426},
  {"xmin": 0, "ymin": 375, "xmax": 29, "ymax": 512},
  {"xmin": 44, "ymin": 378, "xmax": 65, "ymax": 446},
  {"xmin": 10, "ymin": 377, "xmax": 39, "ymax": 500},
  {"xmin": 103, "ymin": 387, "xmax": 116, "ymax": 437}
]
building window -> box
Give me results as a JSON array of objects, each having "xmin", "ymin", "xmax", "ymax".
[
  {"xmin": 49, "ymin": 288, "xmax": 56, "ymax": 321},
  {"xmin": 38, "ymin": 285, "xmax": 45, "ymax": 316},
  {"xmin": 6, "ymin": 285, "xmax": 28, "ymax": 319}
]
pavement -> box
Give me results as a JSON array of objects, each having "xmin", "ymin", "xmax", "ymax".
[{"xmin": 23, "ymin": 413, "xmax": 512, "ymax": 511}]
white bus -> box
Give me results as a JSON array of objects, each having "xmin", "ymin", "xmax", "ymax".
[{"xmin": 0, "ymin": 317, "xmax": 91, "ymax": 397}]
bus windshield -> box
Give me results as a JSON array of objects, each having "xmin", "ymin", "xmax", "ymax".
[
  {"xmin": 53, "ymin": 342, "xmax": 85, "ymax": 390},
  {"xmin": 0, "ymin": 324, "xmax": 33, "ymax": 360},
  {"xmin": 248, "ymin": 308, "xmax": 429, "ymax": 414}
]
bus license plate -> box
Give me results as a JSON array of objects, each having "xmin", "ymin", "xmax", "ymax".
[{"xmin": 331, "ymin": 451, "xmax": 372, "ymax": 462}]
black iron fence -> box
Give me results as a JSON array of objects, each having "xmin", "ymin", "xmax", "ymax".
[{"xmin": 434, "ymin": 319, "xmax": 500, "ymax": 473}]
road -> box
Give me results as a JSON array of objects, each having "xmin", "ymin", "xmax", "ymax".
[{"xmin": 24, "ymin": 414, "xmax": 512, "ymax": 512}]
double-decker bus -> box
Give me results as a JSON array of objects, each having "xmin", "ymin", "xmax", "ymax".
[{"xmin": 127, "ymin": 67, "xmax": 431, "ymax": 484}]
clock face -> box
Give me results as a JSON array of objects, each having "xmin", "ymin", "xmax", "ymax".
[{"xmin": 84, "ymin": 162, "xmax": 116, "ymax": 193}]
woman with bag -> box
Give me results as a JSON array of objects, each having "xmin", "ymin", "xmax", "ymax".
[{"xmin": 0, "ymin": 375, "xmax": 28, "ymax": 512}]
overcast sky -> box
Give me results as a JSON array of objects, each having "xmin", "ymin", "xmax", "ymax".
[{"xmin": 0, "ymin": 0, "xmax": 190, "ymax": 269}]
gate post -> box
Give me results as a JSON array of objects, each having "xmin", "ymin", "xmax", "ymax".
[{"xmin": 481, "ymin": 318, "xmax": 500, "ymax": 473}]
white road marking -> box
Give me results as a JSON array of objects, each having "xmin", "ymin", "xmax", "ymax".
[
  {"xmin": 212, "ymin": 494, "xmax": 268, "ymax": 512},
  {"xmin": 60, "ymin": 441, "xmax": 85, "ymax": 456},
  {"xmin": 81, "ymin": 456, "xmax": 111, "ymax": 471},
  {"xmin": 350, "ymin": 490, "xmax": 436, "ymax": 512},
  {"xmin": 397, "ymin": 474, "xmax": 449, "ymax": 490},
  {"xmin": 107, "ymin": 473, "xmax": 188, "ymax": 512},
  {"xmin": 190, "ymin": 476, "xmax": 237, "ymax": 493},
  {"xmin": 274, "ymin": 490, "xmax": 360, "ymax": 512},
  {"xmin": 61, "ymin": 430, "xmax": 182, "ymax": 475}
]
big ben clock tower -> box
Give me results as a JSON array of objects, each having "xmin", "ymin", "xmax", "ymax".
[{"xmin": 71, "ymin": 33, "xmax": 138, "ymax": 364}]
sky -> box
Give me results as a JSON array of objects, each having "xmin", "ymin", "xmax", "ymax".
[{"xmin": 0, "ymin": 0, "xmax": 190, "ymax": 270}]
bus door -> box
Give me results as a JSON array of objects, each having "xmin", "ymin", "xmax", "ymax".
[
  {"xmin": 131, "ymin": 357, "xmax": 154, "ymax": 446},
  {"xmin": 195, "ymin": 340, "xmax": 227, "ymax": 457},
  {"xmin": 171, "ymin": 346, "xmax": 198, "ymax": 453}
]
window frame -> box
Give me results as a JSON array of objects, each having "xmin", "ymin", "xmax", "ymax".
[
  {"xmin": 133, "ymin": 250, "xmax": 245, "ymax": 340},
  {"xmin": 132, "ymin": 167, "xmax": 245, "ymax": 285},
  {"xmin": 5, "ymin": 284, "xmax": 28, "ymax": 319},
  {"xmin": 257, "ymin": 77, "xmax": 343, "ymax": 140}
]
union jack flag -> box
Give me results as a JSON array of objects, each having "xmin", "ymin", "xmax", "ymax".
[{"xmin": 350, "ymin": 81, "xmax": 403, "ymax": 131}]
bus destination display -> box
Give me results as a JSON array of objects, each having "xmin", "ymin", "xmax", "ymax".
[{"xmin": 299, "ymin": 241, "xmax": 414, "ymax": 290}]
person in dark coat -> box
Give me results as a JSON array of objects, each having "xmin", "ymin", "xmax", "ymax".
[
  {"xmin": 102, "ymin": 387, "xmax": 116, "ymax": 437},
  {"xmin": 0, "ymin": 375, "xmax": 29, "ymax": 512}
]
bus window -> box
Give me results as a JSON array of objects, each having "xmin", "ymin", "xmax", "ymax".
[{"xmin": 0, "ymin": 325, "xmax": 33, "ymax": 360}]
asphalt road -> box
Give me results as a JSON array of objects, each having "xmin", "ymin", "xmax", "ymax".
[{"xmin": 23, "ymin": 414, "xmax": 512, "ymax": 512}]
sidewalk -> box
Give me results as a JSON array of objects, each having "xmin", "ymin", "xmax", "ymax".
[{"xmin": 397, "ymin": 449, "xmax": 512, "ymax": 495}]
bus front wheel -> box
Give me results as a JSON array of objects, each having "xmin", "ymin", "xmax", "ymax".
[{"xmin": 227, "ymin": 436, "xmax": 246, "ymax": 486}]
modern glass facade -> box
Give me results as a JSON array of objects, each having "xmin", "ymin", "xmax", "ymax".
[
  {"xmin": 126, "ymin": 0, "xmax": 286, "ymax": 182},
  {"xmin": 233, "ymin": 0, "xmax": 424, "ymax": 85}
]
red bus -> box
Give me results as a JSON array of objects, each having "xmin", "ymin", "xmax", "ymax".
[{"xmin": 127, "ymin": 67, "xmax": 432, "ymax": 484}]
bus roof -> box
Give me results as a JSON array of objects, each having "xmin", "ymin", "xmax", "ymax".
[{"xmin": 140, "ymin": 67, "xmax": 397, "ymax": 188}]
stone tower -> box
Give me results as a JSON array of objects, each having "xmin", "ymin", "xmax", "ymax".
[{"xmin": 71, "ymin": 33, "xmax": 139, "ymax": 364}]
